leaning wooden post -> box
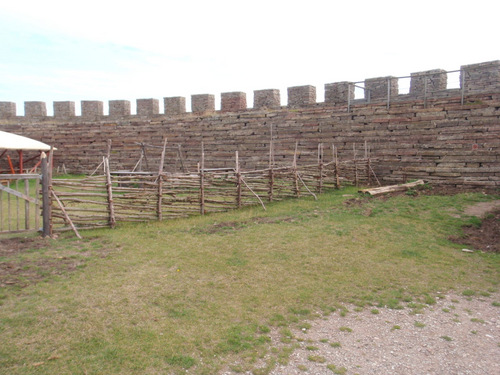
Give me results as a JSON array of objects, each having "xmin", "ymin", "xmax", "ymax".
[
  {"xmin": 235, "ymin": 151, "xmax": 242, "ymax": 209},
  {"xmin": 51, "ymin": 190, "xmax": 82, "ymax": 239},
  {"xmin": 157, "ymin": 138, "xmax": 168, "ymax": 221},
  {"xmin": 41, "ymin": 152, "xmax": 51, "ymax": 237},
  {"xmin": 104, "ymin": 157, "xmax": 116, "ymax": 228},
  {"xmin": 199, "ymin": 142, "xmax": 205, "ymax": 215}
]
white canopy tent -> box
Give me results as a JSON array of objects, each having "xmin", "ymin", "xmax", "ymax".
[
  {"xmin": 0, "ymin": 130, "xmax": 55, "ymax": 174},
  {"xmin": 0, "ymin": 130, "xmax": 53, "ymax": 151}
]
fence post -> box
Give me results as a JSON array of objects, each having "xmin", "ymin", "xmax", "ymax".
[
  {"xmin": 24, "ymin": 177, "xmax": 30, "ymax": 230},
  {"xmin": 235, "ymin": 151, "xmax": 242, "ymax": 209},
  {"xmin": 268, "ymin": 168, "xmax": 274, "ymax": 202},
  {"xmin": 293, "ymin": 142, "xmax": 300, "ymax": 198},
  {"xmin": 41, "ymin": 153, "xmax": 51, "ymax": 237},
  {"xmin": 460, "ymin": 68, "xmax": 465, "ymax": 105},
  {"xmin": 318, "ymin": 143, "xmax": 323, "ymax": 194},
  {"xmin": 333, "ymin": 144, "xmax": 340, "ymax": 189},
  {"xmin": 157, "ymin": 138, "xmax": 167, "ymax": 221},
  {"xmin": 199, "ymin": 142, "xmax": 205, "ymax": 215},
  {"xmin": 268, "ymin": 123, "xmax": 274, "ymax": 202},
  {"xmin": 104, "ymin": 158, "xmax": 116, "ymax": 228},
  {"xmin": 157, "ymin": 177, "xmax": 163, "ymax": 221}
]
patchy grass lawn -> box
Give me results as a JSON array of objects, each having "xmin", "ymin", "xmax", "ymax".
[{"xmin": 0, "ymin": 187, "xmax": 499, "ymax": 374}]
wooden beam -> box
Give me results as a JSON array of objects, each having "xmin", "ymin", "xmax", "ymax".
[{"xmin": 359, "ymin": 180, "xmax": 425, "ymax": 196}]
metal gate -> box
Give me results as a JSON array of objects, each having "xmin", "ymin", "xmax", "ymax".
[{"xmin": 0, "ymin": 174, "xmax": 42, "ymax": 234}]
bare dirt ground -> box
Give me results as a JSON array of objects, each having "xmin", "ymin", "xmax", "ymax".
[{"xmin": 0, "ymin": 237, "xmax": 110, "ymax": 288}]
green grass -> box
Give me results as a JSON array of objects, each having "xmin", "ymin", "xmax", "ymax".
[
  {"xmin": 339, "ymin": 326, "xmax": 353, "ymax": 333},
  {"xmin": 470, "ymin": 318, "xmax": 485, "ymax": 324},
  {"xmin": 0, "ymin": 188, "xmax": 499, "ymax": 374},
  {"xmin": 327, "ymin": 364, "xmax": 347, "ymax": 374},
  {"xmin": 307, "ymin": 355, "xmax": 326, "ymax": 363}
]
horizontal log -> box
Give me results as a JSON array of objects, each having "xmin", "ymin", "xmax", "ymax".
[{"xmin": 359, "ymin": 180, "xmax": 425, "ymax": 196}]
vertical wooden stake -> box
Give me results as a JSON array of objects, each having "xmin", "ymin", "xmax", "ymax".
[
  {"xmin": 104, "ymin": 157, "xmax": 116, "ymax": 228},
  {"xmin": 35, "ymin": 171, "xmax": 40, "ymax": 232},
  {"xmin": 268, "ymin": 123, "xmax": 275, "ymax": 202},
  {"xmin": 318, "ymin": 143, "xmax": 323, "ymax": 194},
  {"xmin": 367, "ymin": 157, "xmax": 372, "ymax": 186},
  {"xmin": 353, "ymin": 143, "xmax": 358, "ymax": 187},
  {"xmin": 18, "ymin": 150, "xmax": 24, "ymax": 174},
  {"xmin": 269, "ymin": 122, "xmax": 274, "ymax": 168},
  {"xmin": 200, "ymin": 142, "xmax": 205, "ymax": 215},
  {"xmin": 236, "ymin": 151, "xmax": 242, "ymax": 209},
  {"xmin": 293, "ymin": 141, "xmax": 299, "ymax": 197},
  {"xmin": 268, "ymin": 167, "xmax": 274, "ymax": 202},
  {"xmin": 48, "ymin": 147, "xmax": 54, "ymax": 182},
  {"xmin": 24, "ymin": 177, "xmax": 30, "ymax": 230},
  {"xmin": 157, "ymin": 176, "xmax": 163, "ymax": 221},
  {"xmin": 334, "ymin": 144, "xmax": 340, "ymax": 189},
  {"xmin": 41, "ymin": 153, "xmax": 51, "ymax": 237}
]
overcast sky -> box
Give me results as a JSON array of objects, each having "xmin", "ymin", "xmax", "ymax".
[{"xmin": 1, "ymin": 0, "xmax": 498, "ymax": 115}]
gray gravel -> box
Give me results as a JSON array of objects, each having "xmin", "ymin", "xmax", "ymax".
[{"xmin": 267, "ymin": 293, "xmax": 500, "ymax": 375}]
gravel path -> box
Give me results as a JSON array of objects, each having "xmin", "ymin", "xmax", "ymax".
[{"xmin": 268, "ymin": 293, "xmax": 500, "ymax": 375}]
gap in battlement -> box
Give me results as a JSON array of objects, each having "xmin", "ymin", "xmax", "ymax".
[
  {"xmin": 447, "ymin": 70, "xmax": 460, "ymax": 89},
  {"xmin": 354, "ymin": 85, "xmax": 366, "ymax": 100},
  {"xmin": 399, "ymin": 77, "xmax": 411, "ymax": 95}
]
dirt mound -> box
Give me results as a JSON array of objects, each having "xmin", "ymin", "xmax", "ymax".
[{"xmin": 451, "ymin": 209, "xmax": 500, "ymax": 253}]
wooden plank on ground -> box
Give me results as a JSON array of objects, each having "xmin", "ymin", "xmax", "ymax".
[{"xmin": 359, "ymin": 180, "xmax": 425, "ymax": 196}]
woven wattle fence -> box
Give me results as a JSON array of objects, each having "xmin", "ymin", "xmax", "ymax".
[{"xmin": 50, "ymin": 144, "xmax": 377, "ymax": 232}]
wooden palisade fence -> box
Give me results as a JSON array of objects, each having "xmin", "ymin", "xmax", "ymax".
[{"xmin": 49, "ymin": 142, "xmax": 378, "ymax": 233}]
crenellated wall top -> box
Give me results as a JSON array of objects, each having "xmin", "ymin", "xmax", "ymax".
[{"xmin": 1, "ymin": 60, "xmax": 498, "ymax": 120}]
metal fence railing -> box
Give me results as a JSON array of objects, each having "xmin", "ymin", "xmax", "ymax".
[{"xmin": 346, "ymin": 69, "xmax": 468, "ymax": 112}]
